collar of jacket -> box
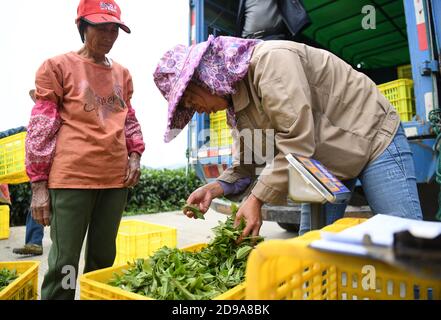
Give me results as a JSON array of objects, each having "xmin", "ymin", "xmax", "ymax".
[{"xmin": 231, "ymin": 80, "xmax": 250, "ymax": 113}]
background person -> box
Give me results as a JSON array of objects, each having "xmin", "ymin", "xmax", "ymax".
[
  {"xmin": 13, "ymin": 90, "xmax": 44, "ymax": 257},
  {"xmin": 237, "ymin": 0, "xmax": 310, "ymax": 40},
  {"xmin": 12, "ymin": 208, "xmax": 44, "ymax": 256}
]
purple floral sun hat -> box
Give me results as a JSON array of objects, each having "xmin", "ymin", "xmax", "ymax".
[
  {"xmin": 153, "ymin": 35, "xmax": 261, "ymax": 143},
  {"xmin": 153, "ymin": 35, "xmax": 215, "ymax": 143}
]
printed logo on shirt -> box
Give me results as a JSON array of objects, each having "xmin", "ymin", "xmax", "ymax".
[
  {"xmin": 82, "ymin": 84, "xmax": 126, "ymax": 126},
  {"xmin": 100, "ymin": 2, "xmax": 118, "ymax": 13}
]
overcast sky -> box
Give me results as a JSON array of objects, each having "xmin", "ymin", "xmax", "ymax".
[{"xmin": 0, "ymin": 0, "xmax": 189, "ymax": 169}]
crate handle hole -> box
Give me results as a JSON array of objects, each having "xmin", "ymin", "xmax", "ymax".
[
  {"xmin": 400, "ymin": 282, "xmax": 407, "ymax": 298},
  {"xmin": 352, "ymin": 274, "xmax": 358, "ymax": 289},
  {"xmin": 341, "ymin": 272, "xmax": 347, "ymax": 287},
  {"xmin": 387, "ymin": 280, "xmax": 394, "ymax": 295}
]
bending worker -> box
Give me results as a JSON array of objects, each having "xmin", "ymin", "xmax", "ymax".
[{"xmin": 153, "ymin": 35, "xmax": 422, "ymax": 239}]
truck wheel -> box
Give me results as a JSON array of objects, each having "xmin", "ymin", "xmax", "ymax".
[{"xmin": 277, "ymin": 222, "xmax": 299, "ymax": 233}]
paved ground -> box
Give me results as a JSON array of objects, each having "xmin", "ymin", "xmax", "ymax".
[{"xmin": 0, "ymin": 209, "xmax": 297, "ymax": 300}]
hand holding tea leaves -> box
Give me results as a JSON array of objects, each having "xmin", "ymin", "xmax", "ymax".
[
  {"xmin": 182, "ymin": 204, "xmax": 205, "ymax": 219},
  {"xmin": 234, "ymin": 194, "xmax": 263, "ymax": 242},
  {"xmin": 183, "ymin": 182, "xmax": 224, "ymax": 219}
]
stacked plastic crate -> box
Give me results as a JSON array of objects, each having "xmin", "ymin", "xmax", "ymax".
[
  {"xmin": 209, "ymin": 110, "xmax": 233, "ymax": 157},
  {"xmin": 377, "ymin": 64, "xmax": 415, "ymax": 122}
]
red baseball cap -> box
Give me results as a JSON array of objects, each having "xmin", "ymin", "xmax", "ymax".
[{"xmin": 76, "ymin": 0, "xmax": 131, "ymax": 33}]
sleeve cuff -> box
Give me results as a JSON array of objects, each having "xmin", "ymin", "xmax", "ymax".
[
  {"xmin": 252, "ymin": 180, "xmax": 287, "ymax": 205},
  {"xmin": 217, "ymin": 171, "xmax": 246, "ymax": 184},
  {"xmin": 127, "ymin": 139, "xmax": 145, "ymax": 156},
  {"xmin": 29, "ymin": 176, "xmax": 49, "ymax": 183},
  {"xmin": 217, "ymin": 177, "xmax": 252, "ymax": 196},
  {"xmin": 218, "ymin": 180, "xmax": 235, "ymax": 196}
]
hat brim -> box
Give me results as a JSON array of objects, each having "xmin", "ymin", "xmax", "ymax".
[
  {"xmin": 29, "ymin": 89, "xmax": 36, "ymax": 103},
  {"xmin": 160, "ymin": 36, "xmax": 214, "ymax": 143},
  {"xmin": 82, "ymin": 14, "xmax": 131, "ymax": 33}
]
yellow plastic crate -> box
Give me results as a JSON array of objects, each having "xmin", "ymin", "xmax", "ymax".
[
  {"xmin": 114, "ymin": 220, "xmax": 177, "ymax": 266},
  {"xmin": 245, "ymin": 218, "xmax": 441, "ymax": 300},
  {"xmin": 210, "ymin": 110, "xmax": 233, "ymax": 147},
  {"xmin": 397, "ymin": 64, "xmax": 412, "ymax": 79},
  {"xmin": 80, "ymin": 243, "xmax": 246, "ymax": 300},
  {"xmin": 377, "ymin": 79, "xmax": 415, "ymax": 122},
  {"xmin": 0, "ymin": 205, "xmax": 10, "ymax": 239},
  {"xmin": 0, "ymin": 132, "xmax": 29, "ymax": 184},
  {"xmin": 0, "ymin": 261, "xmax": 40, "ymax": 300}
]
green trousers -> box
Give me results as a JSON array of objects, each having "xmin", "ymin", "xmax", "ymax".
[{"xmin": 41, "ymin": 188, "xmax": 128, "ymax": 300}]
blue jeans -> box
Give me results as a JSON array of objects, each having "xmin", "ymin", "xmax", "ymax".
[
  {"xmin": 299, "ymin": 124, "xmax": 423, "ymax": 235},
  {"xmin": 25, "ymin": 208, "xmax": 44, "ymax": 246}
]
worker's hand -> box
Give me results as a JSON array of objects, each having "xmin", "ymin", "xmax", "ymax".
[
  {"xmin": 30, "ymin": 181, "xmax": 51, "ymax": 226},
  {"xmin": 184, "ymin": 182, "xmax": 224, "ymax": 218},
  {"xmin": 234, "ymin": 194, "xmax": 263, "ymax": 242},
  {"xmin": 124, "ymin": 152, "xmax": 141, "ymax": 188}
]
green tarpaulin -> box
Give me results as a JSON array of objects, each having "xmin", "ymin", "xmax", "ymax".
[
  {"xmin": 204, "ymin": 0, "xmax": 410, "ymax": 69},
  {"xmin": 302, "ymin": 0, "xmax": 410, "ymax": 68}
]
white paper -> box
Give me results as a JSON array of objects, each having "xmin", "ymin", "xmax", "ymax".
[
  {"xmin": 309, "ymin": 239, "xmax": 369, "ymax": 256},
  {"xmin": 310, "ymin": 214, "xmax": 441, "ymax": 254}
]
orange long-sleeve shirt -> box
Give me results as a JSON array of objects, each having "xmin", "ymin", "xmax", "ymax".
[{"xmin": 26, "ymin": 51, "xmax": 145, "ymax": 188}]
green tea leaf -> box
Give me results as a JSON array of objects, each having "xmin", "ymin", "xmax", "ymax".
[
  {"xmin": 236, "ymin": 245, "xmax": 252, "ymax": 260},
  {"xmin": 182, "ymin": 204, "xmax": 205, "ymax": 220},
  {"xmin": 0, "ymin": 268, "xmax": 19, "ymax": 291}
]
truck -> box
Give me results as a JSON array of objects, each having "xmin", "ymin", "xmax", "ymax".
[{"xmin": 186, "ymin": 0, "xmax": 441, "ymax": 231}]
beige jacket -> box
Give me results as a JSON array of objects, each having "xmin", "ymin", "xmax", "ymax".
[{"xmin": 217, "ymin": 40, "xmax": 400, "ymax": 205}]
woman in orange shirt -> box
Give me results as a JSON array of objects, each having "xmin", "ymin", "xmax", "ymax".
[{"xmin": 25, "ymin": 0, "xmax": 144, "ymax": 299}]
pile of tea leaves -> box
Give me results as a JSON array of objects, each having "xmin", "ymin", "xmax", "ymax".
[
  {"xmin": 0, "ymin": 268, "xmax": 18, "ymax": 291},
  {"xmin": 108, "ymin": 204, "xmax": 263, "ymax": 299}
]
